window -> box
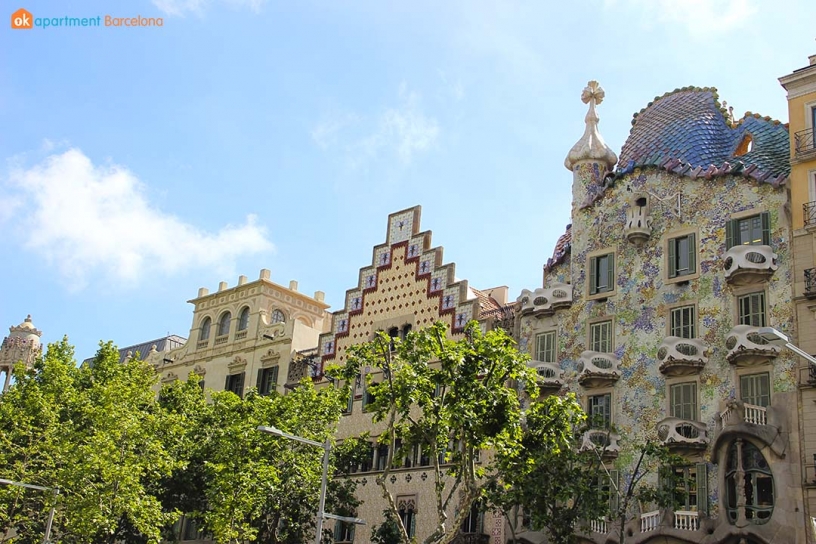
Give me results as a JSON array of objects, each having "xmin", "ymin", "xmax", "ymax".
[
  {"xmin": 726, "ymin": 439, "xmax": 774, "ymax": 524},
  {"xmin": 387, "ymin": 327, "xmax": 399, "ymax": 351},
  {"xmin": 588, "ymin": 393, "xmax": 611, "ymax": 429},
  {"xmin": 738, "ymin": 292, "xmax": 766, "ymax": 327},
  {"xmin": 217, "ymin": 312, "xmax": 231, "ymax": 337},
  {"xmin": 726, "ymin": 213, "xmax": 770, "ymax": 249},
  {"xmin": 671, "ymin": 465, "xmax": 709, "ymax": 514},
  {"xmin": 237, "ymin": 307, "xmax": 250, "ymax": 331},
  {"xmin": 225, "ymin": 372, "xmax": 245, "ymax": 398},
  {"xmin": 334, "ymin": 522, "xmax": 354, "ymax": 543},
  {"xmin": 401, "ymin": 324, "xmax": 412, "ymax": 338},
  {"xmin": 256, "ymin": 366, "xmax": 278, "ymax": 396},
  {"xmin": 593, "ymin": 471, "xmax": 619, "ymax": 516},
  {"xmin": 590, "ymin": 321, "xmax": 612, "ymax": 353},
  {"xmin": 461, "ymin": 502, "xmax": 484, "ymax": 534},
  {"xmin": 670, "ymin": 305, "xmax": 696, "ymax": 339},
  {"xmin": 668, "ymin": 234, "xmax": 696, "ymax": 278},
  {"xmin": 535, "ymin": 331, "xmax": 556, "ymax": 362},
  {"xmin": 741, "ymin": 373, "xmax": 770, "ymax": 407},
  {"xmin": 589, "ymin": 253, "xmax": 615, "ymax": 295},
  {"xmin": 398, "ymin": 498, "xmax": 417, "ymax": 538},
  {"xmin": 271, "ymin": 309, "xmax": 285, "ymax": 324},
  {"xmin": 363, "ymin": 382, "xmax": 376, "ymax": 411},
  {"xmin": 199, "ymin": 317, "xmax": 211, "ymax": 341},
  {"xmin": 670, "ymin": 383, "xmax": 697, "ymax": 421},
  {"xmin": 359, "ymin": 443, "xmax": 374, "ymax": 472},
  {"xmin": 376, "ymin": 443, "xmax": 389, "ymax": 471}
]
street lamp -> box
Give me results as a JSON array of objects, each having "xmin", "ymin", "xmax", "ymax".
[
  {"xmin": 757, "ymin": 327, "xmax": 816, "ymax": 366},
  {"xmin": 256, "ymin": 425, "xmax": 364, "ymax": 544},
  {"xmin": 0, "ymin": 478, "xmax": 58, "ymax": 544}
]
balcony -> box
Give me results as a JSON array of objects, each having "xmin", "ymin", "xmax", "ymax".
[
  {"xmin": 806, "ymin": 268, "xmax": 816, "ymax": 299},
  {"xmin": 531, "ymin": 361, "xmax": 564, "ymax": 391},
  {"xmin": 804, "ymin": 202, "xmax": 816, "ymax": 228},
  {"xmin": 624, "ymin": 197, "xmax": 652, "ymax": 243},
  {"xmin": 641, "ymin": 510, "xmax": 660, "ymax": 532},
  {"xmin": 517, "ymin": 283, "xmax": 573, "ymax": 316},
  {"xmin": 656, "ymin": 417, "xmax": 708, "ymax": 451},
  {"xmin": 795, "ymin": 127, "xmax": 816, "ymax": 157},
  {"xmin": 720, "ymin": 401, "xmax": 768, "ymax": 427},
  {"xmin": 589, "ymin": 518, "xmax": 608, "ymax": 534},
  {"xmin": 673, "ymin": 511, "xmax": 699, "ymax": 531},
  {"xmin": 577, "ymin": 351, "xmax": 620, "ymax": 388},
  {"xmin": 725, "ymin": 325, "xmax": 781, "ymax": 366},
  {"xmin": 451, "ymin": 533, "xmax": 490, "ymax": 544},
  {"xmin": 657, "ymin": 337, "xmax": 708, "ymax": 376},
  {"xmin": 723, "ymin": 245, "xmax": 777, "ymax": 286},
  {"xmin": 579, "ymin": 429, "xmax": 620, "ymax": 457}
]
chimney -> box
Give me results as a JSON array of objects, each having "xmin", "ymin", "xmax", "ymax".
[{"xmin": 289, "ymin": 280, "xmax": 298, "ymax": 291}]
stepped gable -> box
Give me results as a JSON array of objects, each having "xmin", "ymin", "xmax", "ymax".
[
  {"xmin": 616, "ymin": 87, "xmax": 789, "ymax": 185},
  {"xmin": 545, "ymin": 224, "xmax": 572, "ymax": 272},
  {"xmin": 317, "ymin": 206, "xmax": 483, "ymax": 372}
]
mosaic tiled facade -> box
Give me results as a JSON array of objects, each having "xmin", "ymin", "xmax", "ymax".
[{"xmin": 517, "ymin": 82, "xmax": 801, "ymax": 544}]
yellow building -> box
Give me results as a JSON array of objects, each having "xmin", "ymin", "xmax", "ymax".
[{"xmin": 779, "ymin": 52, "xmax": 816, "ymax": 536}]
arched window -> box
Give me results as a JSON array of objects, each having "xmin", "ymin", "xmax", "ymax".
[
  {"xmin": 271, "ymin": 309, "xmax": 285, "ymax": 324},
  {"xmin": 237, "ymin": 307, "xmax": 250, "ymax": 331},
  {"xmin": 200, "ymin": 317, "xmax": 212, "ymax": 341},
  {"xmin": 726, "ymin": 438, "xmax": 774, "ymax": 524},
  {"xmin": 217, "ymin": 312, "xmax": 231, "ymax": 337}
]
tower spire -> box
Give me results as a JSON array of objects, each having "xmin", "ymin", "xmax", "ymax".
[{"xmin": 564, "ymin": 80, "xmax": 618, "ymax": 172}]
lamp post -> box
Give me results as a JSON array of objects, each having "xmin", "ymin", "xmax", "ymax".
[
  {"xmin": 757, "ymin": 327, "xmax": 816, "ymax": 366},
  {"xmin": 0, "ymin": 478, "xmax": 58, "ymax": 544},
  {"xmin": 256, "ymin": 425, "xmax": 364, "ymax": 544}
]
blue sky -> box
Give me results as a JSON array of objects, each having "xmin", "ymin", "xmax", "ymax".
[{"xmin": 1, "ymin": 0, "xmax": 814, "ymax": 359}]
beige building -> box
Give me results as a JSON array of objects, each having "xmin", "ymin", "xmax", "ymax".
[
  {"xmin": 779, "ymin": 52, "xmax": 816, "ymax": 535},
  {"xmin": 143, "ymin": 268, "xmax": 330, "ymax": 401},
  {"xmin": 0, "ymin": 315, "xmax": 42, "ymax": 392}
]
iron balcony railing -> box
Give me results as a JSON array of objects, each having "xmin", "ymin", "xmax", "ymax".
[
  {"xmin": 796, "ymin": 127, "xmax": 816, "ymax": 156},
  {"xmin": 806, "ymin": 268, "xmax": 816, "ymax": 298},
  {"xmin": 805, "ymin": 202, "xmax": 816, "ymax": 227}
]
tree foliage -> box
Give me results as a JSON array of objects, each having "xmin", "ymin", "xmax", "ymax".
[
  {"xmin": 0, "ymin": 338, "xmax": 360, "ymax": 544},
  {"xmin": 328, "ymin": 321, "xmax": 538, "ymax": 544}
]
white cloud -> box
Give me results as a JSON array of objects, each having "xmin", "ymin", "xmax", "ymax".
[
  {"xmin": 605, "ymin": 0, "xmax": 757, "ymax": 35},
  {"xmin": 314, "ymin": 85, "xmax": 440, "ymax": 168},
  {"xmin": 2, "ymin": 148, "xmax": 273, "ymax": 290},
  {"xmin": 152, "ymin": 0, "xmax": 265, "ymax": 17}
]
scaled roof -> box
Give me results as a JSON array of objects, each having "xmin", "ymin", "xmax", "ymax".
[{"xmin": 616, "ymin": 87, "xmax": 789, "ymax": 185}]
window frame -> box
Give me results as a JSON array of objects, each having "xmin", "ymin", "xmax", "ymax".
[
  {"xmin": 237, "ymin": 307, "xmax": 250, "ymax": 331},
  {"xmin": 665, "ymin": 229, "xmax": 700, "ymax": 283},
  {"xmin": 217, "ymin": 311, "xmax": 232, "ymax": 337},
  {"xmin": 199, "ymin": 316, "xmax": 212, "ymax": 342},
  {"xmin": 726, "ymin": 212, "xmax": 770, "ymax": 249},
  {"xmin": 737, "ymin": 291, "xmax": 766, "ymax": 327},
  {"xmin": 587, "ymin": 250, "xmax": 616, "ymax": 299},
  {"xmin": 670, "ymin": 382, "xmax": 698, "ymax": 421},
  {"xmin": 668, "ymin": 304, "xmax": 697, "ymax": 339},
  {"xmin": 589, "ymin": 319, "xmax": 613, "ymax": 353},
  {"xmin": 740, "ymin": 372, "xmax": 771, "ymax": 408},
  {"xmin": 270, "ymin": 309, "xmax": 286, "ymax": 324},
  {"xmin": 257, "ymin": 365, "xmax": 278, "ymax": 396},
  {"xmin": 225, "ymin": 372, "xmax": 245, "ymax": 398},
  {"xmin": 535, "ymin": 330, "xmax": 557, "ymax": 362},
  {"xmin": 587, "ymin": 393, "xmax": 612, "ymax": 429}
]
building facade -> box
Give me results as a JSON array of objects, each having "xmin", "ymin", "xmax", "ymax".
[
  {"xmin": 0, "ymin": 315, "xmax": 42, "ymax": 392},
  {"xmin": 779, "ymin": 52, "xmax": 816, "ymax": 533},
  {"xmin": 516, "ymin": 81, "xmax": 798, "ymax": 543}
]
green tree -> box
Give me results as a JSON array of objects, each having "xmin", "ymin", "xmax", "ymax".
[
  {"xmin": 329, "ymin": 321, "xmax": 538, "ymax": 544},
  {"xmin": 370, "ymin": 510, "xmax": 402, "ymax": 544},
  {"xmin": 487, "ymin": 393, "xmax": 608, "ymax": 544}
]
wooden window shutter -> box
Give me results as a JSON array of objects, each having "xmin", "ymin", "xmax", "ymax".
[
  {"xmin": 256, "ymin": 368, "xmax": 265, "ymax": 395},
  {"xmin": 606, "ymin": 254, "xmax": 615, "ymax": 292},
  {"xmin": 237, "ymin": 372, "xmax": 245, "ymax": 398},
  {"xmin": 687, "ymin": 233, "xmax": 696, "ymax": 274},
  {"xmin": 609, "ymin": 470, "xmax": 620, "ymax": 517},
  {"xmin": 761, "ymin": 211, "xmax": 771, "ymax": 245},
  {"xmin": 224, "ymin": 374, "xmax": 231, "ymax": 392},
  {"xmin": 668, "ymin": 238, "xmax": 677, "ymax": 278},
  {"xmin": 696, "ymin": 463, "xmax": 709, "ymax": 516},
  {"xmin": 725, "ymin": 219, "xmax": 736, "ymax": 249},
  {"xmin": 589, "ymin": 256, "xmax": 598, "ymax": 295}
]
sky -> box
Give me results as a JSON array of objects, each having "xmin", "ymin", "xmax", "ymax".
[{"xmin": 1, "ymin": 0, "xmax": 815, "ymax": 360}]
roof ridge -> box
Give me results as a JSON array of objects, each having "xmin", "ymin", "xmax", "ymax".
[
  {"xmin": 631, "ymin": 86, "xmax": 727, "ymax": 128},
  {"xmin": 737, "ymin": 111, "xmax": 787, "ymax": 128}
]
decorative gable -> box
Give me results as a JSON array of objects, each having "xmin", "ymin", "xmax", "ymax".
[{"xmin": 318, "ymin": 206, "xmax": 481, "ymax": 372}]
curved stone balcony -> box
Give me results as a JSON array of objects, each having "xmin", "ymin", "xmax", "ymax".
[
  {"xmin": 624, "ymin": 203, "xmax": 651, "ymax": 243},
  {"xmin": 579, "ymin": 429, "xmax": 620, "ymax": 457},
  {"xmin": 725, "ymin": 325, "xmax": 781, "ymax": 366},
  {"xmin": 657, "ymin": 417, "xmax": 708, "ymax": 450},
  {"xmin": 517, "ymin": 284, "xmax": 573, "ymax": 316},
  {"xmin": 658, "ymin": 337, "xmax": 708, "ymax": 376},
  {"xmin": 531, "ymin": 361, "xmax": 564, "ymax": 390},
  {"xmin": 577, "ymin": 351, "xmax": 620, "ymax": 388},
  {"xmin": 723, "ymin": 245, "xmax": 777, "ymax": 286}
]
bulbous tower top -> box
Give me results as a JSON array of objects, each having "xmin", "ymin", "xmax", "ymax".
[{"xmin": 564, "ymin": 80, "xmax": 618, "ymax": 172}]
